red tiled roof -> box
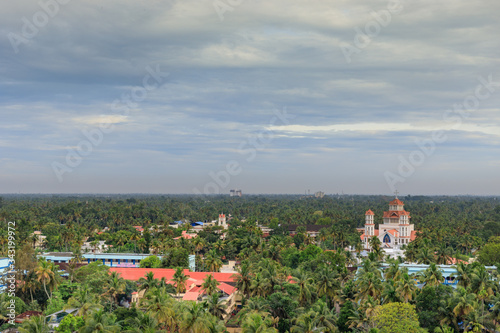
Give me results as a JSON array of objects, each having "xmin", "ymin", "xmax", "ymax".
[
  {"xmin": 174, "ymin": 230, "xmax": 197, "ymax": 240},
  {"xmin": 384, "ymin": 229, "xmax": 399, "ymax": 237},
  {"xmin": 218, "ymin": 282, "xmax": 236, "ymax": 295},
  {"xmin": 365, "ymin": 209, "xmax": 375, "ymax": 215},
  {"xmin": 389, "ymin": 198, "xmax": 404, "ymax": 206},
  {"xmin": 109, "ymin": 268, "xmax": 236, "ymax": 283},
  {"xmin": 382, "ymin": 210, "xmax": 410, "ymax": 218},
  {"xmin": 360, "ymin": 230, "xmax": 380, "ymax": 240},
  {"xmin": 183, "ymin": 292, "xmax": 200, "ymax": 301},
  {"xmin": 410, "ymin": 230, "xmax": 417, "ymax": 241}
]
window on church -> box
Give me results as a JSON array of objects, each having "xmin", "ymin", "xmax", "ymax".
[{"xmin": 383, "ymin": 234, "xmax": 391, "ymax": 243}]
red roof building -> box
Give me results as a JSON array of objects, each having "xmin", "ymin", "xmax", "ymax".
[
  {"xmin": 361, "ymin": 197, "xmax": 415, "ymax": 249},
  {"xmin": 118, "ymin": 268, "xmax": 238, "ymax": 320}
]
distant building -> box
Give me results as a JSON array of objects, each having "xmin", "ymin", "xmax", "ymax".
[
  {"xmin": 361, "ymin": 197, "xmax": 416, "ymax": 249},
  {"xmin": 218, "ymin": 213, "xmax": 228, "ymax": 229},
  {"xmin": 115, "ymin": 268, "xmax": 238, "ymax": 320},
  {"xmin": 81, "ymin": 240, "xmax": 109, "ymax": 254},
  {"xmin": 288, "ymin": 225, "xmax": 330, "ymax": 238},
  {"xmin": 230, "ymin": 189, "xmax": 242, "ymax": 197},
  {"xmin": 31, "ymin": 231, "xmax": 46, "ymax": 249},
  {"xmin": 315, "ymin": 191, "xmax": 325, "ymax": 198}
]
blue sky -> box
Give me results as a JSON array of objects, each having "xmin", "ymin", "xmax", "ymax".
[{"xmin": 1, "ymin": 0, "xmax": 499, "ymax": 195}]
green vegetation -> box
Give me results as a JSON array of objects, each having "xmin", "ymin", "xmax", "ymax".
[{"xmin": 1, "ymin": 194, "xmax": 500, "ymax": 332}]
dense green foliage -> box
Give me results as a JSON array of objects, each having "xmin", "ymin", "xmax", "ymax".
[{"xmin": 2, "ymin": 194, "xmax": 500, "ymax": 332}]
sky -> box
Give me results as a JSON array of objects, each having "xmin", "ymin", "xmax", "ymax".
[{"xmin": 1, "ymin": 0, "xmax": 499, "ymax": 195}]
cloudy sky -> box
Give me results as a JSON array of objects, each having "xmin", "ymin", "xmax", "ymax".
[{"xmin": 1, "ymin": 0, "xmax": 499, "ymax": 195}]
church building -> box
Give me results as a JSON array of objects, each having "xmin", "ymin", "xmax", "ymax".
[{"xmin": 361, "ymin": 197, "xmax": 416, "ymax": 249}]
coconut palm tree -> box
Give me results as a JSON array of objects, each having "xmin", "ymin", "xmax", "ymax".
[
  {"xmin": 435, "ymin": 244, "xmax": 453, "ymax": 265},
  {"xmin": 142, "ymin": 287, "xmax": 178, "ymax": 330},
  {"xmin": 312, "ymin": 300, "xmax": 338, "ymax": 333},
  {"xmin": 171, "ymin": 267, "xmax": 188, "ymax": 298},
  {"xmin": 233, "ymin": 261, "xmax": 252, "ymax": 304},
  {"xmin": 292, "ymin": 269, "xmax": 315, "ymax": 307},
  {"xmin": 469, "ymin": 265, "xmax": 495, "ymax": 296},
  {"xmin": 418, "ymin": 263, "xmax": 444, "ymax": 287},
  {"xmin": 138, "ymin": 271, "xmax": 159, "ymax": 294},
  {"xmin": 395, "ymin": 272, "xmax": 417, "ymax": 302},
  {"xmin": 65, "ymin": 285, "xmax": 101, "ymax": 316},
  {"xmin": 179, "ymin": 301, "xmax": 210, "ymax": 333},
  {"xmin": 381, "ymin": 279, "xmax": 400, "ymax": 304},
  {"xmin": 241, "ymin": 313, "xmax": 277, "ymax": 333},
  {"xmin": 18, "ymin": 314, "xmax": 50, "ymax": 333},
  {"xmin": 452, "ymin": 287, "xmax": 476, "ymax": 319},
  {"xmin": 355, "ymin": 270, "xmax": 383, "ymax": 303},
  {"xmin": 35, "ymin": 258, "xmax": 56, "ymax": 299},
  {"xmin": 203, "ymin": 250, "xmax": 223, "ymax": 272},
  {"xmin": 316, "ymin": 266, "xmax": 340, "ymax": 308},
  {"xmin": 124, "ymin": 311, "xmax": 161, "ymax": 333},
  {"xmin": 78, "ymin": 309, "xmax": 121, "ymax": 333},
  {"xmin": 201, "ymin": 274, "xmax": 220, "ymax": 296},
  {"xmin": 454, "ymin": 261, "xmax": 473, "ymax": 289},
  {"xmin": 203, "ymin": 293, "xmax": 227, "ymax": 320},
  {"xmin": 417, "ymin": 247, "xmax": 435, "ymax": 265},
  {"xmin": 102, "ymin": 271, "xmax": 126, "ymax": 305},
  {"xmin": 291, "ymin": 310, "xmax": 322, "ymax": 333}
]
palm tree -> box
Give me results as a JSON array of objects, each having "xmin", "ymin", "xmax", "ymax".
[
  {"xmin": 250, "ymin": 272, "xmax": 271, "ymax": 298},
  {"xmin": 65, "ymin": 285, "xmax": 101, "ymax": 316},
  {"xmin": 241, "ymin": 313, "xmax": 277, "ymax": 333},
  {"xmin": 316, "ymin": 267, "xmax": 340, "ymax": 308},
  {"xmin": 103, "ymin": 271, "xmax": 126, "ymax": 305},
  {"xmin": 469, "ymin": 265, "xmax": 495, "ymax": 296},
  {"xmin": 312, "ymin": 300, "xmax": 338, "ymax": 333},
  {"xmin": 291, "ymin": 310, "xmax": 322, "ymax": 333},
  {"xmin": 292, "ymin": 269, "xmax": 315, "ymax": 307},
  {"xmin": 233, "ymin": 261, "xmax": 252, "ymax": 304},
  {"xmin": 395, "ymin": 272, "xmax": 417, "ymax": 302},
  {"xmin": 138, "ymin": 271, "xmax": 159, "ymax": 294},
  {"xmin": 35, "ymin": 258, "xmax": 56, "ymax": 299},
  {"xmin": 179, "ymin": 301, "xmax": 210, "ymax": 333},
  {"xmin": 418, "ymin": 263, "xmax": 444, "ymax": 287},
  {"xmin": 22, "ymin": 270, "xmax": 39, "ymax": 303},
  {"xmin": 124, "ymin": 311, "xmax": 160, "ymax": 333},
  {"xmin": 201, "ymin": 274, "xmax": 220, "ymax": 296},
  {"xmin": 204, "ymin": 250, "xmax": 223, "ymax": 272},
  {"xmin": 381, "ymin": 279, "xmax": 400, "ymax": 304},
  {"xmin": 435, "ymin": 244, "xmax": 452, "ymax": 265},
  {"xmin": 238, "ymin": 298, "xmax": 270, "ymax": 319},
  {"xmin": 416, "ymin": 247, "xmax": 435, "ymax": 265},
  {"xmin": 454, "ymin": 261, "xmax": 473, "ymax": 289},
  {"xmin": 142, "ymin": 287, "xmax": 178, "ymax": 330},
  {"xmin": 78, "ymin": 309, "xmax": 121, "ymax": 333},
  {"xmin": 355, "ymin": 270, "xmax": 383, "ymax": 303},
  {"xmin": 203, "ymin": 293, "xmax": 227, "ymax": 320},
  {"xmin": 171, "ymin": 267, "xmax": 188, "ymax": 297},
  {"xmin": 18, "ymin": 314, "xmax": 50, "ymax": 333},
  {"xmin": 452, "ymin": 287, "xmax": 476, "ymax": 319}
]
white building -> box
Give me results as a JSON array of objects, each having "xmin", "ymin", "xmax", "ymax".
[{"xmin": 361, "ymin": 198, "xmax": 416, "ymax": 249}]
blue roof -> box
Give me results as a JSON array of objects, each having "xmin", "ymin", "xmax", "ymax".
[
  {"xmin": 174, "ymin": 221, "xmax": 183, "ymax": 224},
  {"xmin": 191, "ymin": 222, "xmax": 203, "ymax": 226}
]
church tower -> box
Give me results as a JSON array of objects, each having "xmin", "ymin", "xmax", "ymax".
[{"xmin": 218, "ymin": 213, "xmax": 227, "ymax": 229}]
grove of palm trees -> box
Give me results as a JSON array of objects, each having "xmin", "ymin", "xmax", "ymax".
[{"xmin": 1, "ymin": 194, "xmax": 500, "ymax": 332}]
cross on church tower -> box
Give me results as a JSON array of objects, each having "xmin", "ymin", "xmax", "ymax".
[{"xmin": 394, "ymin": 190, "xmax": 399, "ymax": 199}]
